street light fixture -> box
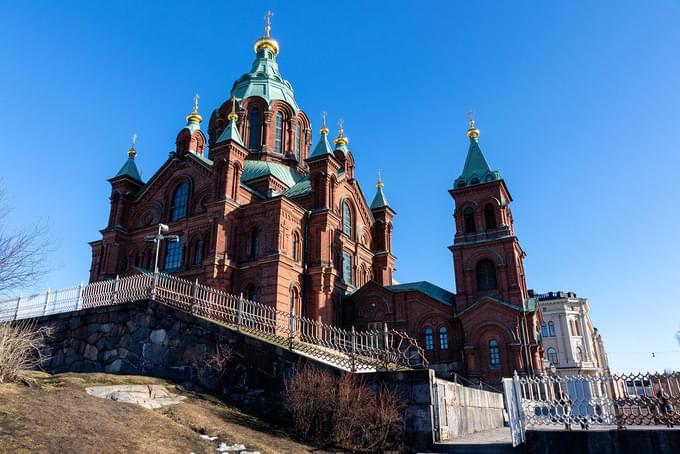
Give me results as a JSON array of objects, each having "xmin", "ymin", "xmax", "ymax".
[{"xmin": 144, "ymin": 223, "xmax": 180, "ymax": 274}]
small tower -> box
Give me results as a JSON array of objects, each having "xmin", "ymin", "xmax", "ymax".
[
  {"xmin": 107, "ymin": 135, "xmax": 144, "ymax": 228},
  {"xmin": 176, "ymin": 94, "xmax": 207, "ymax": 157},
  {"xmin": 370, "ymin": 171, "xmax": 396, "ymax": 285},
  {"xmin": 213, "ymin": 98, "xmax": 248, "ymax": 200},
  {"xmin": 306, "ymin": 113, "xmax": 341, "ymax": 209}
]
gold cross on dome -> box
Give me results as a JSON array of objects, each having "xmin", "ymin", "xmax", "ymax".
[
  {"xmin": 131, "ymin": 133, "xmax": 137, "ymax": 147},
  {"xmin": 193, "ymin": 93, "xmax": 200, "ymax": 112},
  {"xmin": 338, "ymin": 118, "xmax": 344, "ymax": 134},
  {"xmin": 264, "ymin": 10, "xmax": 274, "ymax": 37},
  {"xmin": 321, "ymin": 111, "xmax": 327, "ymax": 128}
]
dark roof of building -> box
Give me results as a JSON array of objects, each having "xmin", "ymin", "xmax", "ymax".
[
  {"xmin": 113, "ymin": 156, "xmax": 143, "ymax": 182},
  {"xmin": 385, "ymin": 281, "xmax": 455, "ymax": 306}
]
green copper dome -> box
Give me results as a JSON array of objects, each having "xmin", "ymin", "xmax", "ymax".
[
  {"xmin": 230, "ymin": 47, "xmax": 300, "ymax": 112},
  {"xmin": 454, "ymin": 134, "xmax": 501, "ymax": 188}
]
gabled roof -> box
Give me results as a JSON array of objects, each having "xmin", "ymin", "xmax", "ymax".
[
  {"xmin": 385, "ymin": 281, "xmax": 456, "ymax": 307},
  {"xmin": 241, "ymin": 160, "xmax": 304, "ymax": 188},
  {"xmin": 310, "ymin": 133, "xmax": 334, "ymax": 157},
  {"xmin": 283, "ymin": 177, "xmax": 312, "ymax": 198},
  {"xmin": 216, "ymin": 120, "xmax": 244, "ymax": 146}
]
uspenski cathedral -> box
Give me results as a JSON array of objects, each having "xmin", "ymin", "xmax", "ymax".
[{"xmin": 88, "ymin": 17, "xmax": 588, "ymax": 383}]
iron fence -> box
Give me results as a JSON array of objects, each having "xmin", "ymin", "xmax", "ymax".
[{"xmin": 0, "ymin": 272, "xmax": 428, "ymax": 373}]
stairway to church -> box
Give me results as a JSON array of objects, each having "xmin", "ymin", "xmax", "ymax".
[{"xmin": 426, "ymin": 427, "xmax": 522, "ymax": 454}]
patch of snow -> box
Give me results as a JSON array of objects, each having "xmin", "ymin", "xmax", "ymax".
[{"xmin": 216, "ymin": 442, "xmax": 246, "ymax": 452}]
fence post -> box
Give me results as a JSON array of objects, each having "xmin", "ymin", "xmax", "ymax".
[
  {"xmin": 350, "ymin": 326, "xmax": 357, "ymax": 373},
  {"xmin": 190, "ymin": 279, "xmax": 198, "ymax": 314},
  {"xmin": 43, "ymin": 288, "xmax": 51, "ymax": 316},
  {"xmin": 288, "ymin": 310, "xmax": 295, "ymax": 350},
  {"xmin": 151, "ymin": 271, "xmax": 158, "ymax": 300},
  {"xmin": 512, "ymin": 370, "xmax": 527, "ymax": 444},
  {"xmin": 13, "ymin": 295, "xmax": 22, "ymax": 321},
  {"xmin": 383, "ymin": 323, "xmax": 390, "ymax": 369},
  {"xmin": 236, "ymin": 293, "xmax": 244, "ymax": 330},
  {"xmin": 76, "ymin": 282, "xmax": 84, "ymax": 311},
  {"xmin": 110, "ymin": 275, "xmax": 119, "ymax": 305}
]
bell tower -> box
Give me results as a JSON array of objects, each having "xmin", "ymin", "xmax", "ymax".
[{"xmin": 449, "ymin": 118, "xmax": 528, "ymax": 310}]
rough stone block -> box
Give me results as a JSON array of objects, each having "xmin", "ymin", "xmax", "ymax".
[
  {"xmin": 150, "ymin": 329, "xmax": 166, "ymax": 344},
  {"xmin": 83, "ymin": 344, "xmax": 98, "ymax": 361}
]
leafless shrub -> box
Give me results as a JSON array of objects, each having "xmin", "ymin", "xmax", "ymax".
[
  {"xmin": 283, "ymin": 365, "xmax": 404, "ymax": 452},
  {"xmin": 0, "ymin": 321, "xmax": 52, "ymax": 383},
  {"xmin": 203, "ymin": 344, "xmax": 233, "ymax": 378}
]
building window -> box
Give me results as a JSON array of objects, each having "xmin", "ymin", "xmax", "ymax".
[
  {"xmin": 192, "ymin": 238, "xmax": 203, "ymax": 266},
  {"xmin": 424, "ymin": 327, "xmax": 434, "ymax": 351},
  {"xmin": 249, "ymin": 229, "xmax": 259, "ymax": 258},
  {"xmin": 575, "ymin": 346, "xmax": 583, "ymax": 363},
  {"xmin": 245, "ymin": 285, "xmax": 256, "ymax": 302},
  {"xmin": 541, "ymin": 322, "xmax": 549, "ymax": 338},
  {"xmin": 274, "ymin": 112, "xmax": 283, "ymax": 153},
  {"xmin": 547, "ymin": 347, "xmax": 558, "ymax": 365},
  {"xmin": 484, "ymin": 203, "xmax": 497, "ymax": 229},
  {"xmin": 290, "ymin": 287, "xmax": 300, "ymax": 316},
  {"xmin": 170, "ymin": 183, "xmax": 189, "ymax": 221},
  {"xmin": 342, "ymin": 201, "xmax": 353, "ymax": 237},
  {"xmin": 292, "ymin": 231, "xmax": 300, "ymax": 262},
  {"xmin": 489, "ymin": 339, "xmax": 501, "ymax": 369},
  {"xmin": 439, "ymin": 327, "xmax": 449, "ymax": 350},
  {"xmin": 476, "ymin": 259, "xmax": 498, "ymax": 291},
  {"xmin": 463, "ymin": 207, "xmax": 476, "ymax": 233},
  {"xmin": 248, "ymin": 108, "xmax": 262, "ymax": 150},
  {"xmin": 163, "ymin": 236, "xmax": 183, "ymax": 271},
  {"xmin": 548, "ymin": 321, "xmax": 556, "ymax": 337},
  {"xmin": 294, "ymin": 123, "xmax": 301, "ymax": 160},
  {"xmin": 342, "ymin": 251, "xmax": 353, "ymax": 285}
]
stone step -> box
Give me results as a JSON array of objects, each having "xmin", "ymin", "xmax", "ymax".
[{"xmin": 427, "ymin": 442, "xmax": 522, "ymax": 454}]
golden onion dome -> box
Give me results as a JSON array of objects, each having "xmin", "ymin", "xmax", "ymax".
[
  {"xmin": 186, "ymin": 94, "xmax": 202, "ymax": 124},
  {"xmin": 333, "ymin": 119, "xmax": 349, "ymax": 146},
  {"xmin": 254, "ymin": 11, "xmax": 279, "ymax": 55},
  {"xmin": 466, "ymin": 118, "xmax": 480, "ymax": 140}
]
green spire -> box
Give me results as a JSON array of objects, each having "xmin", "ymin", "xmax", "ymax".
[
  {"xmin": 310, "ymin": 112, "xmax": 333, "ymax": 157},
  {"xmin": 216, "ymin": 98, "xmax": 244, "ymax": 146},
  {"xmin": 370, "ymin": 171, "xmax": 389, "ymax": 209},
  {"xmin": 113, "ymin": 134, "xmax": 143, "ymax": 182},
  {"xmin": 454, "ymin": 118, "xmax": 501, "ymax": 188}
]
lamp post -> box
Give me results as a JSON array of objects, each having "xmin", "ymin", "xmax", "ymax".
[{"xmin": 144, "ymin": 223, "xmax": 180, "ymax": 274}]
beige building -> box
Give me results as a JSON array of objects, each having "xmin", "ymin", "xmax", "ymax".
[{"xmin": 535, "ymin": 291, "xmax": 609, "ymax": 376}]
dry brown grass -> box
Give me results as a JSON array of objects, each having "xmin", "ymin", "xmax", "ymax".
[
  {"xmin": 0, "ymin": 372, "xmax": 318, "ymax": 454},
  {"xmin": 284, "ymin": 365, "xmax": 405, "ymax": 452},
  {"xmin": 0, "ymin": 321, "xmax": 51, "ymax": 384}
]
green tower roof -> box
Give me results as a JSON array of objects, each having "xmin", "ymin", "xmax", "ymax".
[
  {"xmin": 310, "ymin": 131, "xmax": 333, "ymax": 157},
  {"xmin": 230, "ymin": 47, "xmax": 299, "ymax": 112},
  {"xmin": 114, "ymin": 153, "xmax": 142, "ymax": 182},
  {"xmin": 216, "ymin": 119, "xmax": 244, "ymax": 145},
  {"xmin": 370, "ymin": 181, "xmax": 390, "ymax": 209},
  {"xmin": 454, "ymin": 122, "xmax": 501, "ymax": 188}
]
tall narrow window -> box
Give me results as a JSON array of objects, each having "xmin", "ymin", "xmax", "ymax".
[
  {"xmin": 489, "ymin": 339, "xmax": 501, "ymax": 369},
  {"xmin": 476, "ymin": 259, "xmax": 498, "ymax": 291},
  {"xmin": 342, "ymin": 201, "xmax": 353, "ymax": 237},
  {"xmin": 292, "ymin": 231, "xmax": 300, "ymax": 262},
  {"xmin": 246, "ymin": 285, "xmax": 257, "ymax": 302},
  {"xmin": 424, "ymin": 327, "xmax": 434, "ymax": 351},
  {"xmin": 547, "ymin": 347, "xmax": 558, "ymax": 365},
  {"xmin": 541, "ymin": 322, "xmax": 549, "ymax": 338},
  {"xmin": 484, "ymin": 203, "xmax": 497, "ymax": 229},
  {"xmin": 294, "ymin": 123, "xmax": 301, "ymax": 160},
  {"xmin": 290, "ymin": 287, "xmax": 300, "ymax": 316},
  {"xmin": 548, "ymin": 321, "xmax": 556, "ymax": 337},
  {"xmin": 248, "ymin": 108, "xmax": 262, "ymax": 150},
  {"xmin": 274, "ymin": 112, "xmax": 283, "ymax": 153},
  {"xmin": 575, "ymin": 346, "xmax": 583, "ymax": 363},
  {"xmin": 163, "ymin": 236, "xmax": 183, "ymax": 271},
  {"xmin": 249, "ymin": 229, "xmax": 259, "ymax": 258},
  {"xmin": 342, "ymin": 251, "xmax": 353, "ymax": 285},
  {"xmin": 170, "ymin": 183, "xmax": 189, "ymax": 221},
  {"xmin": 439, "ymin": 327, "xmax": 449, "ymax": 350},
  {"xmin": 192, "ymin": 238, "xmax": 203, "ymax": 266},
  {"xmin": 463, "ymin": 207, "xmax": 476, "ymax": 233}
]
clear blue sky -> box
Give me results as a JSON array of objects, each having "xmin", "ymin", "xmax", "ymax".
[{"xmin": 1, "ymin": 0, "xmax": 678, "ymax": 373}]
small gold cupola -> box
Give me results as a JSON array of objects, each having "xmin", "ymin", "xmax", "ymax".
[
  {"xmin": 333, "ymin": 118, "xmax": 349, "ymax": 146},
  {"xmin": 466, "ymin": 110, "xmax": 480, "ymax": 140},
  {"xmin": 254, "ymin": 10, "xmax": 280, "ymax": 55},
  {"xmin": 186, "ymin": 94, "xmax": 202, "ymax": 125}
]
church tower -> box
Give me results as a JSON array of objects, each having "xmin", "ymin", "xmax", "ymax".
[{"xmin": 449, "ymin": 118, "xmax": 542, "ymax": 381}]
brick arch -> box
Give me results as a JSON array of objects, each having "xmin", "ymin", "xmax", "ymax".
[{"xmin": 463, "ymin": 249, "xmax": 507, "ymax": 270}]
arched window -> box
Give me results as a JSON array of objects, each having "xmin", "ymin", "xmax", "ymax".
[
  {"xmin": 163, "ymin": 235, "xmax": 183, "ymax": 271},
  {"xmin": 246, "ymin": 285, "xmax": 256, "ymax": 302},
  {"xmin": 463, "ymin": 207, "xmax": 476, "ymax": 233},
  {"xmin": 342, "ymin": 201, "xmax": 353, "ymax": 237},
  {"xmin": 546, "ymin": 347, "xmax": 558, "ymax": 365},
  {"xmin": 294, "ymin": 123, "xmax": 301, "ymax": 160},
  {"xmin": 424, "ymin": 327, "xmax": 434, "ymax": 351},
  {"xmin": 290, "ymin": 287, "xmax": 300, "ymax": 316},
  {"xmin": 342, "ymin": 251, "xmax": 353, "ymax": 285},
  {"xmin": 488, "ymin": 339, "xmax": 501, "ymax": 369},
  {"xmin": 541, "ymin": 322, "xmax": 549, "ymax": 338},
  {"xmin": 248, "ymin": 108, "xmax": 262, "ymax": 150},
  {"xmin": 470, "ymin": 177, "xmax": 480, "ymax": 185},
  {"xmin": 575, "ymin": 346, "xmax": 583, "ymax": 363},
  {"xmin": 548, "ymin": 321, "xmax": 556, "ymax": 337},
  {"xmin": 476, "ymin": 259, "xmax": 497, "ymax": 291},
  {"xmin": 170, "ymin": 183, "xmax": 189, "ymax": 221},
  {"xmin": 192, "ymin": 238, "xmax": 203, "ymax": 266},
  {"xmin": 439, "ymin": 327, "xmax": 449, "ymax": 350},
  {"xmin": 249, "ymin": 229, "xmax": 259, "ymax": 258},
  {"xmin": 292, "ymin": 231, "xmax": 300, "ymax": 262},
  {"xmin": 274, "ymin": 112, "xmax": 283, "ymax": 153},
  {"xmin": 484, "ymin": 203, "xmax": 497, "ymax": 229}
]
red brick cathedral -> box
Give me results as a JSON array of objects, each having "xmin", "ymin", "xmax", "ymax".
[{"xmin": 89, "ymin": 21, "xmax": 543, "ymax": 383}]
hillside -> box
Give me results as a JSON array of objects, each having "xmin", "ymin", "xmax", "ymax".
[{"xmin": 0, "ymin": 372, "xmax": 318, "ymax": 454}]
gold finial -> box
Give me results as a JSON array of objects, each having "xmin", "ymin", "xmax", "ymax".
[
  {"xmin": 334, "ymin": 118, "xmax": 348, "ymax": 145},
  {"xmin": 254, "ymin": 10, "xmax": 280, "ymax": 55},
  {"xmin": 186, "ymin": 93, "xmax": 203, "ymax": 124},
  {"xmin": 466, "ymin": 110, "xmax": 479, "ymax": 140},
  {"xmin": 128, "ymin": 133, "xmax": 137, "ymax": 158},
  {"xmin": 228, "ymin": 97, "xmax": 238, "ymax": 122},
  {"xmin": 376, "ymin": 168, "xmax": 384, "ymax": 189},
  {"xmin": 320, "ymin": 111, "xmax": 329, "ymax": 135}
]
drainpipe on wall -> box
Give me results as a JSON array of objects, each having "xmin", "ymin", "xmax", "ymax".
[{"xmin": 301, "ymin": 210, "xmax": 311, "ymax": 318}]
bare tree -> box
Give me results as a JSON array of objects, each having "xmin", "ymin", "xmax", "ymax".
[{"xmin": 0, "ymin": 184, "xmax": 50, "ymax": 296}]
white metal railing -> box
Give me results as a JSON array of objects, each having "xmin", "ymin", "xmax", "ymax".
[{"xmin": 0, "ymin": 272, "xmax": 428, "ymax": 373}]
